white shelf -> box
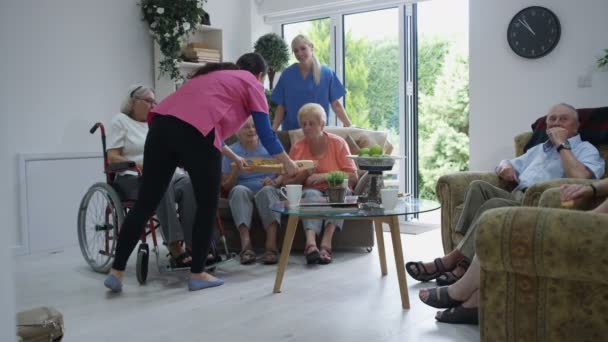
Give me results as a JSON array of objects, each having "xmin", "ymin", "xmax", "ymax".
[
  {"xmin": 154, "ymin": 26, "xmax": 223, "ymax": 100},
  {"xmin": 180, "ymin": 61, "xmax": 207, "ymax": 69}
]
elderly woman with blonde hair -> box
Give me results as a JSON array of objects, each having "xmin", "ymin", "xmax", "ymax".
[
  {"xmin": 283, "ymin": 103, "xmax": 358, "ymax": 264},
  {"xmin": 271, "ymin": 34, "xmax": 352, "ymax": 130},
  {"xmin": 108, "ymin": 84, "xmax": 196, "ymax": 268}
]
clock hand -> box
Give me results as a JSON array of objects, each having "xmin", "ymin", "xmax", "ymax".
[{"xmin": 519, "ymin": 18, "xmax": 536, "ymax": 35}]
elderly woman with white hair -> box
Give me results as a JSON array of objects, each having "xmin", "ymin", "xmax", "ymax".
[
  {"xmin": 283, "ymin": 103, "xmax": 358, "ymax": 264},
  {"xmin": 107, "ymin": 84, "xmax": 196, "ymax": 268},
  {"xmin": 271, "ymin": 34, "xmax": 352, "ymax": 130}
]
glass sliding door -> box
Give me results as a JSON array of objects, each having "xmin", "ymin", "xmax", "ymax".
[
  {"xmin": 343, "ymin": 8, "xmax": 401, "ymax": 189},
  {"xmin": 417, "ymin": 0, "xmax": 469, "ymax": 223}
]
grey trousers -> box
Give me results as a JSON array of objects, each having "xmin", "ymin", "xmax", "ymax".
[
  {"xmin": 228, "ymin": 185, "xmax": 281, "ymax": 230},
  {"xmin": 301, "ymin": 188, "xmax": 344, "ymax": 235},
  {"xmin": 115, "ymin": 172, "xmax": 195, "ymax": 245},
  {"xmin": 455, "ymin": 180, "xmax": 523, "ymax": 260}
]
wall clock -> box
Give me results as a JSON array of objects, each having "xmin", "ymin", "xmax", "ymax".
[{"xmin": 507, "ymin": 6, "xmax": 561, "ymax": 59}]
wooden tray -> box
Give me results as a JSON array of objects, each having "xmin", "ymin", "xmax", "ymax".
[{"xmin": 231, "ymin": 157, "xmax": 315, "ymax": 173}]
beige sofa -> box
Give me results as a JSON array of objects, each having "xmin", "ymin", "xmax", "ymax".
[
  {"xmin": 476, "ymin": 188, "xmax": 608, "ymax": 341},
  {"xmin": 436, "ymin": 131, "xmax": 608, "ymax": 254},
  {"xmin": 217, "ymin": 129, "xmax": 390, "ymax": 252}
]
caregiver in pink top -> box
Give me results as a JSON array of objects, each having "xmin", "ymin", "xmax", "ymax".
[{"xmin": 104, "ymin": 53, "xmax": 299, "ymax": 293}]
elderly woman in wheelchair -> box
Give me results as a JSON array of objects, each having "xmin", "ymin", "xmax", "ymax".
[{"xmin": 86, "ymin": 85, "xmax": 196, "ymax": 270}]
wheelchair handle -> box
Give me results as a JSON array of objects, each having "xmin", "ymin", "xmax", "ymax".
[{"xmin": 89, "ymin": 123, "xmax": 99, "ymax": 134}]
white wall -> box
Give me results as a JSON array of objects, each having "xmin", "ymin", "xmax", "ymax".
[
  {"xmin": 469, "ymin": 0, "xmax": 608, "ymax": 170},
  {"xmin": 206, "ymin": 0, "xmax": 254, "ymax": 61},
  {"xmin": 1, "ymin": 0, "xmax": 154, "ymax": 250},
  {"xmin": 1, "ymin": 0, "xmax": 252, "ymax": 333}
]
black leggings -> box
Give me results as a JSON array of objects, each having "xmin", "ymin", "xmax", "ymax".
[{"xmin": 112, "ymin": 115, "xmax": 221, "ymax": 274}]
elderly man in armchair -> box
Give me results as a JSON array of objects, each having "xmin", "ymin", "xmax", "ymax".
[{"xmin": 406, "ymin": 103, "xmax": 605, "ymax": 287}]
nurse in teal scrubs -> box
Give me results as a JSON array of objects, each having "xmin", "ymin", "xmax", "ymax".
[{"xmin": 271, "ymin": 34, "xmax": 352, "ymax": 130}]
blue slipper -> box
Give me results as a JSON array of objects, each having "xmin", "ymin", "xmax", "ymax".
[
  {"xmin": 104, "ymin": 274, "xmax": 123, "ymax": 293},
  {"xmin": 188, "ymin": 278, "xmax": 224, "ymax": 291}
]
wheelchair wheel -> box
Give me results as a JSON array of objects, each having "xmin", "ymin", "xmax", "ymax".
[
  {"xmin": 77, "ymin": 182, "xmax": 124, "ymax": 273},
  {"xmin": 136, "ymin": 243, "xmax": 149, "ymax": 284}
]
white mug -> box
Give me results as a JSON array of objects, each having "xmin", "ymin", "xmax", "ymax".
[
  {"xmin": 280, "ymin": 184, "xmax": 303, "ymax": 207},
  {"xmin": 380, "ymin": 188, "xmax": 399, "ymax": 210}
]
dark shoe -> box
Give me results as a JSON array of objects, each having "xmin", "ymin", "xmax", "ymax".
[
  {"xmin": 319, "ymin": 246, "xmax": 332, "ymax": 265},
  {"xmin": 304, "ymin": 244, "xmax": 320, "ymax": 265},
  {"xmin": 419, "ymin": 286, "xmax": 463, "ymax": 309},
  {"xmin": 239, "ymin": 249, "xmax": 256, "ymax": 265},
  {"xmin": 435, "ymin": 305, "xmax": 479, "ymax": 325},
  {"xmin": 168, "ymin": 252, "xmax": 192, "ymax": 268},
  {"xmin": 405, "ymin": 258, "xmax": 446, "ymax": 282},
  {"xmin": 436, "ymin": 259, "xmax": 470, "ymax": 286},
  {"xmin": 262, "ymin": 250, "xmax": 279, "ymax": 265}
]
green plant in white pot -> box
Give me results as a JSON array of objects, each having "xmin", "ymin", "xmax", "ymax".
[{"xmin": 326, "ymin": 171, "xmax": 347, "ymax": 203}]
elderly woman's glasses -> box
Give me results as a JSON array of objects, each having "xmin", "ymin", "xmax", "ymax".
[{"xmin": 135, "ymin": 97, "xmax": 156, "ymax": 106}]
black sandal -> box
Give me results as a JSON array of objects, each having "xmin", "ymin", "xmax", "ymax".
[
  {"xmin": 239, "ymin": 249, "xmax": 256, "ymax": 265},
  {"xmin": 168, "ymin": 252, "xmax": 192, "ymax": 268},
  {"xmin": 304, "ymin": 244, "xmax": 320, "ymax": 265},
  {"xmin": 435, "ymin": 305, "xmax": 479, "ymax": 325},
  {"xmin": 436, "ymin": 259, "xmax": 470, "ymax": 286},
  {"xmin": 405, "ymin": 258, "xmax": 446, "ymax": 282},
  {"xmin": 419, "ymin": 286, "xmax": 463, "ymax": 309}
]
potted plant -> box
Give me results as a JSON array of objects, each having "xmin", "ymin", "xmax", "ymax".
[
  {"xmin": 140, "ymin": 0, "xmax": 208, "ymax": 81},
  {"xmin": 326, "ymin": 171, "xmax": 347, "ymax": 203},
  {"xmin": 254, "ymin": 33, "xmax": 290, "ymax": 90},
  {"xmin": 598, "ymin": 48, "xmax": 608, "ymax": 70}
]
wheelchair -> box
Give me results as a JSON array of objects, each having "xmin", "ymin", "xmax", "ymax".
[{"xmin": 77, "ymin": 122, "xmax": 234, "ymax": 284}]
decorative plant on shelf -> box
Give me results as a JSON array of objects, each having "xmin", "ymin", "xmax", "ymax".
[
  {"xmin": 254, "ymin": 33, "xmax": 290, "ymax": 90},
  {"xmin": 140, "ymin": 0, "xmax": 208, "ymax": 81},
  {"xmin": 598, "ymin": 48, "xmax": 608, "ymax": 70}
]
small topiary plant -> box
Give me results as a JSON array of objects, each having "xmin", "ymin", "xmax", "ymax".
[{"xmin": 326, "ymin": 171, "xmax": 346, "ymax": 188}]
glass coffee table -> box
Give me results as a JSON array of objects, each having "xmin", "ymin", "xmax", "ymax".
[{"xmin": 270, "ymin": 197, "xmax": 440, "ymax": 309}]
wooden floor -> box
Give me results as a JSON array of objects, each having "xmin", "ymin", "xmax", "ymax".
[{"xmin": 15, "ymin": 229, "xmax": 479, "ymax": 342}]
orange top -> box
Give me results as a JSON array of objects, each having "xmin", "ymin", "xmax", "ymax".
[{"xmin": 289, "ymin": 132, "xmax": 357, "ymax": 191}]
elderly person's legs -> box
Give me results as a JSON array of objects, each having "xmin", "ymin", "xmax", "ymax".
[
  {"xmin": 228, "ymin": 185, "xmax": 257, "ymax": 264},
  {"xmin": 406, "ymin": 180, "xmax": 519, "ymax": 283},
  {"xmin": 156, "ymin": 172, "xmax": 193, "ymax": 266},
  {"xmin": 418, "ymin": 256, "xmax": 481, "ymax": 324},
  {"xmin": 301, "ymin": 189, "xmax": 343, "ymax": 264},
  {"xmin": 254, "ymin": 185, "xmax": 283, "ymax": 264}
]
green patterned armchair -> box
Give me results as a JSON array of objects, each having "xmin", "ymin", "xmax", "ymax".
[
  {"xmin": 475, "ymin": 188, "xmax": 608, "ymax": 341},
  {"xmin": 436, "ymin": 131, "xmax": 608, "ymax": 254}
]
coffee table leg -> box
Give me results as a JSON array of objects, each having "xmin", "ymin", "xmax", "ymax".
[
  {"xmin": 388, "ymin": 215, "xmax": 410, "ymax": 309},
  {"xmin": 373, "ymin": 219, "xmax": 387, "ymax": 276},
  {"xmin": 273, "ymin": 214, "xmax": 299, "ymax": 293}
]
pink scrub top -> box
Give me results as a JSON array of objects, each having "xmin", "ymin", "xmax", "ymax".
[{"xmin": 148, "ymin": 70, "xmax": 269, "ymax": 151}]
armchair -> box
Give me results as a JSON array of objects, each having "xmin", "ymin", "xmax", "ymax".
[
  {"xmin": 436, "ymin": 131, "xmax": 608, "ymax": 254},
  {"xmin": 476, "ymin": 203, "xmax": 608, "ymax": 341}
]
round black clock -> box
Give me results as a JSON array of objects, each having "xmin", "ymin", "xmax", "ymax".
[{"xmin": 507, "ymin": 6, "xmax": 561, "ymax": 59}]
